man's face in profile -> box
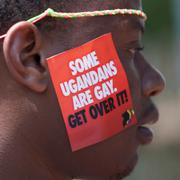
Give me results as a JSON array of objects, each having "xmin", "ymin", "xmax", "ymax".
[
  {"xmin": 0, "ymin": 0, "xmax": 165, "ymax": 179},
  {"xmin": 40, "ymin": 1, "xmax": 165, "ymax": 178}
]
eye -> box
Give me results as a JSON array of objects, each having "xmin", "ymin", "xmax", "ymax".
[{"xmin": 128, "ymin": 46, "xmax": 144, "ymax": 54}]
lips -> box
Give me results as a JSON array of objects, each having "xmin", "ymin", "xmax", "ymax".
[
  {"xmin": 137, "ymin": 126, "xmax": 154, "ymax": 145},
  {"xmin": 136, "ymin": 104, "xmax": 159, "ymax": 145}
]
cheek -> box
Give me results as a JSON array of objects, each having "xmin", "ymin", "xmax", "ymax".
[
  {"xmin": 122, "ymin": 58, "xmax": 142, "ymax": 117},
  {"xmin": 48, "ymin": 79, "xmax": 139, "ymax": 178},
  {"xmin": 67, "ymin": 126, "xmax": 139, "ymax": 178}
]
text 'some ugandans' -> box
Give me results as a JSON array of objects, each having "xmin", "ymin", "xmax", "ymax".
[{"xmin": 47, "ymin": 33, "xmax": 137, "ymax": 151}]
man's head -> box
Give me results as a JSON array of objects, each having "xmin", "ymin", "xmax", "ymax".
[{"xmin": 0, "ymin": 0, "xmax": 165, "ymax": 179}]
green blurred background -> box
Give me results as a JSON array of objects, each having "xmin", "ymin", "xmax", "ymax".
[{"xmin": 126, "ymin": 0, "xmax": 180, "ymax": 179}]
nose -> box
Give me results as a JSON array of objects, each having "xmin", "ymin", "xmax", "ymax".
[{"xmin": 135, "ymin": 52, "xmax": 166, "ymax": 97}]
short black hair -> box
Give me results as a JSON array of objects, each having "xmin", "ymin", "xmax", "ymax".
[
  {"xmin": 0, "ymin": 0, "xmax": 71, "ymax": 34},
  {"xmin": 0, "ymin": 0, "xmax": 138, "ymax": 34}
]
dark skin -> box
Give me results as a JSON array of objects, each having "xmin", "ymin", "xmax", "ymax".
[{"xmin": 0, "ymin": 0, "xmax": 165, "ymax": 179}]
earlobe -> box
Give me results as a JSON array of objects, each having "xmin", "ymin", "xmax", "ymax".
[{"xmin": 3, "ymin": 21, "xmax": 47, "ymax": 93}]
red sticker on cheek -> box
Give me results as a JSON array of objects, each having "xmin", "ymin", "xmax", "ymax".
[{"xmin": 47, "ymin": 33, "xmax": 137, "ymax": 151}]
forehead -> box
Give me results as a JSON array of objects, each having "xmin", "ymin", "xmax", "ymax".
[
  {"xmin": 40, "ymin": 0, "xmax": 144, "ymax": 51},
  {"xmin": 116, "ymin": 17, "xmax": 145, "ymax": 43}
]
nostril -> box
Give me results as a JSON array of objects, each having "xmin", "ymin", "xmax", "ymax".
[
  {"xmin": 142, "ymin": 77, "xmax": 166, "ymax": 97},
  {"xmin": 142, "ymin": 66, "xmax": 166, "ymax": 97},
  {"xmin": 145, "ymin": 80, "xmax": 166, "ymax": 97},
  {"xmin": 149, "ymin": 90, "xmax": 159, "ymax": 96}
]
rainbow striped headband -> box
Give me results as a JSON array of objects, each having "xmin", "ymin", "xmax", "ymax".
[{"xmin": 0, "ymin": 8, "xmax": 147, "ymax": 40}]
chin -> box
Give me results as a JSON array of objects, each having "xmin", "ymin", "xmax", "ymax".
[{"xmin": 110, "ymin": 153, "xmax": 138, "ymax": 180}]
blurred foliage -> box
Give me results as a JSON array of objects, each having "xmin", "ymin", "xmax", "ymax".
[
  {"xmin": 125, "ymin": 1, "xmax": 180, "ymax": 180},
  {"xmin": 143, "ymin": 0, "xmax": 173, "ymax": 37},
  {"xmin": 126, "ymin": 145, "xmax": 180, "ymax": 180}
]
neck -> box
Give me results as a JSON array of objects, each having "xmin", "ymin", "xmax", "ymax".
[
  {"xmin": 0, "ymin": 100, "xmax": 71, "ymax": 180},
  {"xmin": 0, "ymin": 122, "xmax": 71, "ymax": 180}
]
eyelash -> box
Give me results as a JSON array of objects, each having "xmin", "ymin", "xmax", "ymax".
[
  {"xmin": 136, "ymin": 46, "xmax": 144, "ymax": 51},
  {"xmin": 128, "ymin": 46, "xmax": 144, "ymax": 54}
]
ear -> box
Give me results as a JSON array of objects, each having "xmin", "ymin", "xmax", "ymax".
[{"xmin": 3, "ymin": 21, "xmax": 47, "ymax": 93}]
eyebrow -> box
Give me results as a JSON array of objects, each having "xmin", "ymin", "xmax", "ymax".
[{"xmin": 134, "ymin": 19, "xmax": 145, "ymax": 33}]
